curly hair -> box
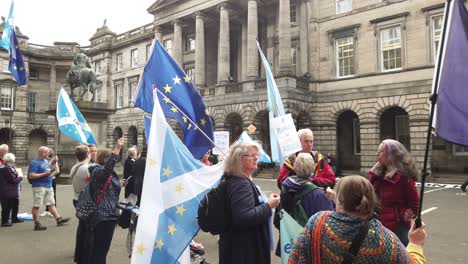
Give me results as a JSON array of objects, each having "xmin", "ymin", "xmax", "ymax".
[
  {"xmin": 224, "ymin": 141, "xmax": 261, "ymax": 177},
  {"xmin": 380, "ymin": 139, "xmax": 420, "ymax": 180}
]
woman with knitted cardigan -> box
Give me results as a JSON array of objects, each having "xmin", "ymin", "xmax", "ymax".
[{"xmin": 288, "ymin": 176, "xmax": 426, "ymax": 264}]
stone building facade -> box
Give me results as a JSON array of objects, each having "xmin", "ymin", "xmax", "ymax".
[{"xmin": 0, "ymin": 0, "xmax": 466, "ymax": 179}]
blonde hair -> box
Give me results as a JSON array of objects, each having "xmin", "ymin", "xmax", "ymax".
[
  {"xmin": 224, "ymin": 141, "xmax": 260, "ymax": 177},
  {"xmin": 294, "ymin": 153, "xmax": 315, "ymax": 178},
  {"xmin": 3, "ymin": 153, "xmax": 15, "ymax": 164},
  {"xmin": 380, "ymin": 139, "xmax": 420, "ymax": 180},
  {"xmin": 335, "ymin": 176, "xmax": 376, "ymax": 217}
]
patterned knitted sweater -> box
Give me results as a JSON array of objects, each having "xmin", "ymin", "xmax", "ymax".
[{"xmin": 288, "ymin": 211, "xmax": 424, "ymax": 264}]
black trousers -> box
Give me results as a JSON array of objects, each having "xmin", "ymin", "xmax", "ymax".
[
  {"xmin": 89, "ymin": 220, "xmax": 116, "ymax": 264},
  {"xmin": 1, "ymin": 198, "xmax": 19, "ymax": 224},
  {"xmin": 73, "ymin": 200, "xmax": 89, "ymax": 264}
]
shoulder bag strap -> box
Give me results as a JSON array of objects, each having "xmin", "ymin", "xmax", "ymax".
[
  {"xmin": 342, "ymin": 221, "xmax": 370, "ymax": 264},
  {"xmin": 69, "ymin": 163, "xmax": 85, "ymax": 180},
  {"xmin": 96, "ymin": 176, "xmax": 112, "ymax": 204}
]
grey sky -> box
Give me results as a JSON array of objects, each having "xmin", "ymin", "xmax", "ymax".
[{"xmin": 1, "ymin": 0, "xmax": 155, "ymax": 46}]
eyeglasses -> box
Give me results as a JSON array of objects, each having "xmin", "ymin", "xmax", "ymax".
[{"xmin": 243, "ymin": 153, "xmax": 260, "ymax": 158}]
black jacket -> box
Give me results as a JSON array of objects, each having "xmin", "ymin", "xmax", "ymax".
[
  {"xmin": 219, "ymin": 175, "xmax": 272, "ymax": 264},
  {"xmin": 123, "ymin": 157, "xmax": 135, "ymax": 198}
]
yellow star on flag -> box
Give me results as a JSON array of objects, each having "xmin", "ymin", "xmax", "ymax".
[
  {"xmin": 187, "ymin": 123, "xmax": 192, "ymax": 130},
  {"xmin": 149, "ymin": 159, "xmax": 157, "ymax": 166},
  {"xmin": 155, "ymin": 240, "xmax": 164, "ymax": 250},
  {"xmin": 162, "ymin": 167, "xmax": 172, "ymax": 177},
  {"xmin": 176, "ymin": 205, "xmax": 186, "ymax": 216},
  {"xmin": 19, "ymin": 67, "xmax": 24, "ymax": 71},
  {"xmin": 135, "ymin": 243, "xmax": 146, "ymax": 254},
  {"xmin": 204, "ymin": 109, "xmax": 209, "ymax": 115},
  {"xmin": 175, "ymin": 184, "xmax": 184, "ymax": 193},
  {"xmin": 200, "ymin": 118, "xmax": 206, "ymax": 126},
  {"xmin": 184, "ymin": 75, "xmax": 191, "ymax": 83},
  {"xmin": 168, "ymin": 224, "xmax": 176, "ymax": 235},
  {"xmin": 163, "ymin": 97, "xmax": 171, "ymax": 104},
  {"xmin": 173, "ymin": 75, "xmax": 181, "ymax": 85},
  {"xmin": 171, "ymin": 106, "xmax": 178, "ymax": 113},
  {"xmin": 164, "ymin": 84, "xmax": 172, "ymax": 93},
  {"xmin": 182, "ymin": 116, "xmax": 188, "ymax": 123},
  {"xmin": 13, "ymin": 66, "xmax": 17, "ymax": 70}
]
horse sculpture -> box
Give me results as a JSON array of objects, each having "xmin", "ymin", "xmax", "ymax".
[{"xmin": 66, "ymin": 53, "xmax": 97, "ymax": 101}]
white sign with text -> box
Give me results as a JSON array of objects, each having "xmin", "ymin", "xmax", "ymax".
[
  {"xmin": 213, "ymin": 131, "xmax": 230, "ymax": 155},
  {"xmin": 270, "ymin": 114, "xmax": 301, "ymax": 157}
]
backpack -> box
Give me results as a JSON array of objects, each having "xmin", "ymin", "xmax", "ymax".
[
  {"xmin": 197, "ymin": 175, "xmax": 233, "ymax": 235},
  {"xmin": 274, "ymin": 183, "xmax": 318, "ymax": 228}
]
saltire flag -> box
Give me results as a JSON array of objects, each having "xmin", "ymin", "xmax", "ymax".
[
  {"xmin": 238, "ymin": 131, "xmax": 272, "ymax": 163},
  {"xmin": 0, "ymin": 0, "xmax": 14, "ymax": 51},
  {"xmin": 131, "ymin": 91, "xmax": 224, "ymax": 264},
  {"xmin": 8, "ymin": 29, "xmax": 26, "ymax": 86},
  {"xmin": 257, "ymin": 41, "xmax": 286, "ymax": 162},
  {"xmin": 134, "ymin": 39, "xmax": 214, "ymax": 159},
  {"xmin": 56, "ymin": 88, "xmax": 97, "ymax": 144},
  {"xmin": 433, "ymin": 0, "xmax": 468, "ymax": 146}
]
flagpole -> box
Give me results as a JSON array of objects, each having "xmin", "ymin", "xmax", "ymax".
[
  {"xmin": 154, "ymin": 88, "xmax": 228, "ymax": 158},
  {"xmin": 415, "ymin": 0, "xmax": 452, "ymax": 228}
]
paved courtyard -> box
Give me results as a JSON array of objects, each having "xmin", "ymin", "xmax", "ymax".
[{"xmin": 0, "ymin": 178, "xmax": 467, "ymax": 263}]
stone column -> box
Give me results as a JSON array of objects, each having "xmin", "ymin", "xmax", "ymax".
[
  {"xmin": 49, "ymin": 64, "xmax": 56, "ymax": 109},
  {"xmin": 195, "ymin": 12, "xmax": 206, "ymax": 87},
  {"xmin": 299, "ymin": 0, "xmax": 309, "ymax": 76},
  {"xmin": 247, "ymin": 0, "xmax": 258, "ymax": 79},
  {"xmin": 278, "ymin": 0, "xmax": 292, "ymax": 75},
  {"xmin": 218, "ymin": 4, "xmax": 230, "ymax": 83},
  {"xmin": 173, "ymin": 19, "xmax": 183, "ymax": 65},
  {"xmin": 154, "ymin": 25, "xmax": 162, "ymax": 41}
]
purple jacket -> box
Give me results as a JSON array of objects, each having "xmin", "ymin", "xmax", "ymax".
[
  {"xmin": 282, "ymin": 176, "xmax": 334, "ymax": 218},
  {"xmin": 0, "ymin": 164, "xmax": 22, "ymax": 199}
]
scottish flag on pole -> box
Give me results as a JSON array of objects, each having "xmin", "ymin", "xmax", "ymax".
[
  {"xmin": 257, "ymin": 41, "xmax": 286, "ymax": 162},
  {"xmin": 433, "ymin": 0, "xmax": 468, "ymax": 146},
  {"xmin": 134, "ymin": 39, "xmax": 214, "ymax": 159},
  {"xmin": 0, "ymin": 0, "xmax": 14, "ymax": 51},
  {"xmin": 56, "ymin": 88, "xmax": 96, "ymax": 144},
  {"xmin": 131, "ymin": 92, "xmax": 224, "ymax": 264}
]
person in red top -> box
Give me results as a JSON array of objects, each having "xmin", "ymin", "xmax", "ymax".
[
  {"xmin": 369, "ymin": 139, "xmax": 419, "ymax": 246},
  {"xmin": 277, "ymin": 129, "xmax": 336, "ymax": 189},
  {"xmin": 0, "ymin": 144, "xmax": 8, "ymax": 165},
  {"xmin": 200, "ymin": 150, "xmax": 213, "ymax": 166}
]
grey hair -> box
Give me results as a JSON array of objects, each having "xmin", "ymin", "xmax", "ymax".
[
  {"xmin": 380, "ymin": 139, "xmax": 420, "ymax": 180},
  {"xmin": 295, "ymin": 153, "xmax": 315, "ymax": 178},
  {"xmin": 0, "ymin": 144, "xmax": 8, "ymax": 151},
  {"xmin": 224, "ymin": 141, "xmax": 261, "ymax": 177},
  {"xmin": 297, "ymin": 128, "xmax": 313, "ymax": 140},
  {"xmin": 3, "ymin": 153, "xmax": 15, "ymax": 164}
]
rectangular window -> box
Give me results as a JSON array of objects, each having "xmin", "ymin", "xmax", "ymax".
[
  {"xmin": 29, "ymin": 69, "xmax": 38, "ymax": 80},
  {"xmin": 336, "ymin": 36, "xmax": 355, "ymax": 78},
  {"xmin": 128, "ymin": 77, "xmax": 139, "ymax": 105},
  {"xmin": 2, "ymin": 59, "xmax": 10, "ymax": 73},
  {"xmin": 94, "ymin": 60, "xmax": 102, "ymax": 74},
  {"xmin": 146, "ymin": 44, "xmax": 152, "ymax": 62},
  {"xmin": 27, "ymin": 92, "xmax": 37, "ymax": 112},
  {"xmin": 163, "ymin": 39, "xmax": 173, "ymax": 55},
  {"xmin": 290, "ymin": 0, "xmax": 297, "ymax": 24},
  {"xmin": 432, "ymin": 15, "xmax": 443, "ymax": 62},
  {"xmin": 380, "ymin": 26, "xmax": 402, "ymax": 72},
  {"xmin": 291, "ymin": 46, "xmax": 297, "ymax": 75},
  {"xmin": 115, "ymin": 81, "xmax": 123, "ymax": 108},
  {"xmin": 185, "ymin": 67, "xmax": 195, "ymax": 83},
  {"xmin": 185, "ymin": 34, "xmax": 195, "ymax": 51},
  {"xmin": 353, "ymin": 118, "xmax": 361, "ymax": 154},
  {"xmin": 453, "ymin": 144, "xmax": 468, "ymax": 156},
  {"xmin": 130, "ymin": 49, "xmax": 139, "ymax": 67},
  {"xmin": 0, "ymin": 82, "xmax": 14, "ymax": 110},
  {"xmin": 336, "ymin": 0, "xmax": 352, "ymax": 14},
  {"xmin": 115, "ymin": 53, "xmax": 123, "ymax": 71}
]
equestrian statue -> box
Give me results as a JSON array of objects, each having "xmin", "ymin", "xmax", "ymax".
[{"xmin": 66, "ymin": 53, "xmax": 97, "ymax": 101}]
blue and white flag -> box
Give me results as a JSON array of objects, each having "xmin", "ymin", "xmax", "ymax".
[
  {"xmin": 238, "ymin": 131, "xmax": 271, "ymax": 163},
  {"xmin": 8, "ymin": 29, "xmax": 26, "ymax": 86},
  {"xmin": 134, "ymin": 39, "xmax": 214, "ymax": 159},
  {"xmin": 257, "ymin": 41, "xmax": 286, "ymax": 162},
  {"xmin": 56, "ymin": 88, "xmax": 96, "ymax": 145},
  {"xmin": 0, "ymin": 0, "xmax": 14, "ymax": 51},
  {"xmin": 131, "ymin": 92, "xmax": 224, "ymax": 264}
]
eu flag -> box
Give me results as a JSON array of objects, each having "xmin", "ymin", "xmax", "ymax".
[
  {"xmin": 134, "ymin": 40, "xmax": 214, "ymax": 159},
  {"xmin": 8, "ymin": 29, "xmax": 27, "ymax": 86},
  {"xmin": 434, "ymin": 0, "xmax": 468, "ymax": 146}
]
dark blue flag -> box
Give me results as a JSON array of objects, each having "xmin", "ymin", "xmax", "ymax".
[
  {"xmin": 134, "ymin": 40, "xmax": 214, "ymax": 159},
  {"xmin": 434, "ymin": 0, "xmax": 468, "ymax": 146},
  {"xmin": 8, "ymin": 29, "xmax": 27, "ymax": 86}
]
